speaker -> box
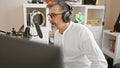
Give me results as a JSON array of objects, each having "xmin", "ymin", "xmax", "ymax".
[{"xmin": 62, "ymin": 3, "xmax": 72, "ymax": 22}]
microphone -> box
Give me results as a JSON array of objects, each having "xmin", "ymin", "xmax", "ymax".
[
  {"xmin": 34, "ymin": 23, "xmax": 43, "ymax": 38},
  {"xmin": 32, "ymin": 13, "xmax": 43, "ymax": 39}
]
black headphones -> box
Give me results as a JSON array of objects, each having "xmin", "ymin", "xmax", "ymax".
[{"xmin": 58, "ymin": 1, "xmax": 72, "ymax": 22}]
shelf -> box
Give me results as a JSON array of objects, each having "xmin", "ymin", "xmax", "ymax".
[
  {"xmin": 71, "ymin": 5, "xmax": 105, "ymax": 47},
  {"xmin": 23, "ymin": 3, "xmax": 105, "ymax": 49},
  {"xmin": 86, "ymin": 5, "xmax": 105, "ymax": 9},
  {"xmin": 23, "ymin": 3, "xmax": 46, "ymax": 8},
  {"xmin": 102, "ymin": 29, "xmax": 120, "ymax": 65},
  {"xmin": 71, "ymin": 5, "xmax": 105, "ymax": 25},
  {"xmin": 23, "ymin": 3, "xmax": 50, "ymax": 44},
  {"xmin": 72, "ymin": 5, "xmax": 105, "ymax": 9},
  {"xmin": 104, "ymin": 30, "xmax": 120, "ymax": 37}
]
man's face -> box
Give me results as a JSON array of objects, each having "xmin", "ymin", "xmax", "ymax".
[{"xmin": 48, "ymin": 5, "xmax": 63, "ymax": 29}]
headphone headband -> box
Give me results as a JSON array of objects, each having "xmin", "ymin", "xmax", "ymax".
[{"xmin": 57, "ymin": 1, "xmax": 72, "ymax": 22}]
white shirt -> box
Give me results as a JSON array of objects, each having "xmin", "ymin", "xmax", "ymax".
[{"xmin": 54, "ymin": 21, "xmax": 108, "ymax": 68}]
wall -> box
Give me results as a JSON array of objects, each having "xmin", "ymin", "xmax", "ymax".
[
  {"xmin": 0, "ymin": 0, "xmax": 26, "ymax": 32},
  {"xmin": 104, "ymin": 0, "xmax": 120, "ymax": 29}
]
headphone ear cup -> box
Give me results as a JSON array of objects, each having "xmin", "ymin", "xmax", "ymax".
[{"xmin": 62, "ymin": 11, "xmax": 71, "ymax": 22}]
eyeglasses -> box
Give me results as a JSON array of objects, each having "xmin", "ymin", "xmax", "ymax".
[{"xmin": 48, "ymin": 13, "xmax": 63, "ymax": 18}]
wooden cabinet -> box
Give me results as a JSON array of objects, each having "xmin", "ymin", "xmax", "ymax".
[{"xmin": 102, "ymin": 30, "xmax": 120, "ymax": 65}]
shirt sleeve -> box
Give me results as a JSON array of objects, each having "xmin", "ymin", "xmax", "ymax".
[{"xmin": 80, "ymin": 27, "xmax": 108, "ymax": 68}]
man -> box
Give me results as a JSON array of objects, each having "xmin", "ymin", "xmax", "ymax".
[{"xmin": 47, "ymin": 1, "xmax": 108, "ymax": 68}]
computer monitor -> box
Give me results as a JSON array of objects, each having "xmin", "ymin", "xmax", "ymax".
[{"xmin": 0, "ymin": 35, "xmax": 63, "ymax": 68}]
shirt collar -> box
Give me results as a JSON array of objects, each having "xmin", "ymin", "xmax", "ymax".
[{"xmin": 63, "ymin": 21, "xmax": 73, "ymax": 35}]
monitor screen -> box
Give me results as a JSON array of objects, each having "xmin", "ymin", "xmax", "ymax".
[{"xmin": 0, "ymin": 35, "xmax": 63, "ymax": 68}]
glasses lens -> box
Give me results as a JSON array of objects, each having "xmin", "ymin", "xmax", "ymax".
[
  {"xmin": 49, "ymin": 13, "xmax": 56, "ymax": 18},
  {"xmin": 48, "ymin": 13, "xmax": 62, "ymax": 18}
]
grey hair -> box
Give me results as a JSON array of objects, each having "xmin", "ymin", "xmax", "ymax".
[{"xmin": 47, "ymin": 1, "xmax": 71, "ymax": 12}]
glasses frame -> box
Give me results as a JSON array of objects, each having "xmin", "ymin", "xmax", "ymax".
[{"xmin": 47, "ymin": 13, "xmax": 63, "ymax": 18}]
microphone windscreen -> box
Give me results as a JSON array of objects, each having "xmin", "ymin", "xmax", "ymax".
[
  {"xmin": 33, "ymin": 14, "xmax": 43, "ymax": 38},
  {"xmin": 33, "ymin": 14, "xmax": 43, "ymax": 25}
]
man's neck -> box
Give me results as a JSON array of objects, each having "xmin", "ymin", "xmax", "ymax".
[{"xmin": 59, "ymin": 23, "xmax": 70, "ymax": 34}]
